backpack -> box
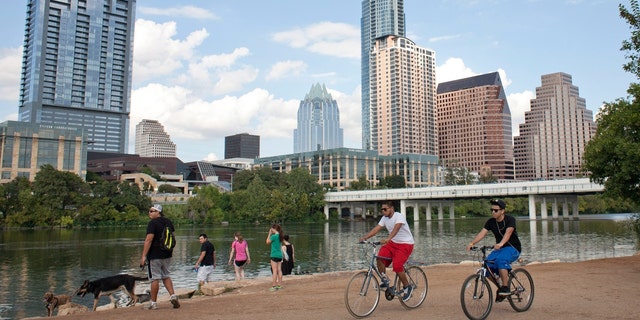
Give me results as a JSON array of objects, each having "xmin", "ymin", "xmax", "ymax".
[{"xmin": 158, "ymin": 220, "xmax": 176, "ymax": 252}]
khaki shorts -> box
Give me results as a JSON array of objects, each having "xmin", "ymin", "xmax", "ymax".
[{"xmin": 147, "ymin": 258, "xmax": 172, "ymax": 280}]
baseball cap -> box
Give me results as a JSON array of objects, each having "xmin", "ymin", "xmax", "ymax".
[
  {"xmin": 490, "ymin": 199, "xmax": 506, "ymax": 209},
  {"xmin": 150, "ymin": 204, "xmax": 163, "ymax": 213}
]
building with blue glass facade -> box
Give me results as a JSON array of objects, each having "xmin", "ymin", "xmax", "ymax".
[
  {"xmin": 18, "ymin": 0, "xmax": 136, "ymax": 153},
  {"xmin": 361, "ymin": 0, "xmax": 405, "ymax": 150},
  {"xmin": 256, "ymin": 148, "xmax": 439, "ymax": 191},
  {"xmin": 294, "ymin": 83, "xmax": 344, "ymax": 153}
]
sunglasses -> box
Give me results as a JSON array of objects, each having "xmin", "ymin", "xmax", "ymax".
[
  {"xmin": 491, "ymin": 208, "xmax": 501, "ymax": 212},
  {"xmin": 381, "ymin": 208, "xmax": 390, "ymax": 211}
]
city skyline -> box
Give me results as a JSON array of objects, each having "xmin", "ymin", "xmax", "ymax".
[{"xmin": 0, "ymin": 0, "xmax": 635, "ymax": 162}]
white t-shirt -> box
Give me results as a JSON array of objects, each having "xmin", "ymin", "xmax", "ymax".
[{"xmin": 378, "ymin": 211, "xmax": 414, "ymax": 244}]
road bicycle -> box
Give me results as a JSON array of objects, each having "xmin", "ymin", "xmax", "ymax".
[
  {"xmin": 460, "ymin": 246, "xmax": 535, "ymax": 320},
  {"xmin": 344, "ymin": 241, "xmax": 428, "ymax": 318}
]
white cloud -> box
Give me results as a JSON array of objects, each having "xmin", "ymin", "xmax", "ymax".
[
  {"xmin": 132, "ymin": 19, "xmax": 209, "ymax": 82},
  {"xmin": 0, "ymin": 47, "xmax": 22, "ymax": 103},
  {"xmin": 329, "ymin": 86, "xmax": 362, "ymax": 148},
  {"xmin": 138, "ymin": 5, "xmax": 218, "ymax": 20},
  {"xmin": 211, "ymin": 67, "xmax": 260, "ymax": 95},
  {"xmin": 272, "ymin": 22, "xmax": 360, "ymax": 59},
  {"xmin": 266, "ymin": 60, "xmax": 308, "ymax": 81},
  {"xmin": 429, "ymin": 34, "xmax": 462, "ymax": 43},
  {"xmin": 436, "ymin": 57, "xmax": 476, "ymax": 83},
  {"xmin": 204, "ymin": 153, "xmax": 219, "ymax": 161},
  {"xmin": 507, "ymin": 91, "xmax": 534, "ymax": 136}
]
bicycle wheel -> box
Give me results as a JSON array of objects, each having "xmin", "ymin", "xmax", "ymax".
[
  {"xmin": 508, "ymin": 268, "xmax": 534, "ymax": 312},
  {"xmin": 399, "ymin": 266, "xmax": 428, "ymax": 309},
  {"xmin": 460, "ymin": 274, "xmax": 493, "ymax": 320},
  {"xmin": 345, "ymin": 271, "xmax": 380, "ymax": 318}
]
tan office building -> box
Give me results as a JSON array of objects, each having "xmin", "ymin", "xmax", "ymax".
[
  {"xmin": 369, "ymin": 35, "xmax": 438, "ymax": 156},
  {"xmin": 0, "ymin": 121, "xmax": 88, "ymax": 182},
  {"xmin": 514, "ymin": 72, "xmax": 596, "ymax": 180},
  {"xmin": 436, "ymin": 72, "xmax": 515, "ymax": 181},
  {"xmin": 135, "ymin": 119, "xmax": 176, "ymax": 158}
]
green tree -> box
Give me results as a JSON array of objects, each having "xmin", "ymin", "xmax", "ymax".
[
  {"xmin": 157, "ymin": 184, "xmax": 182, "ymax": 193},
  {"xmin": 32, "ymin": 164, "xmax": 91, "ymax": 225},
  {"xmin": 620, "ymin": 0, "xmax": 640, "ymax": 78},
  {"xmin": 583, "ymin": 89, "xmax": 640, "ymax": 205},
  {"xmin": 379, "ymin": 175, "xmax": 406, "ymax": 188},
  {"xmin": 348, "ymin": 175, "xmax": 372, "ymax": 190}
]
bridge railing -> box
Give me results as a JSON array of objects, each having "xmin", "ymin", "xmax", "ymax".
[{"xmin": 324, "ymin": 178, "xmax": 603, "ymax": 203}]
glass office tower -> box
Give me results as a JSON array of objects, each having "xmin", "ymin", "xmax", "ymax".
[
  {"xmin": 361, "ymin": 0, "xmax": 405, "ymax": 150},
  {"xmin": 18, "ymin": 0, "xmax": 136, "ymax": 153},
  {"xmin": 293, "ymin": 83, "xmax": 344, "ymax": 153}
]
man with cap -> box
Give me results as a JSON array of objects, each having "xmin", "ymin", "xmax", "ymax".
[
  {"xmin": 140, "ymin": 204, "xmax": 180, "ymax": 310},
  {"xmin": 466, "ymin": 199, "xmax": 522, "ymax": 301}
]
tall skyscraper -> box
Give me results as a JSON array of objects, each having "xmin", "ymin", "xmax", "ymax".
[
  {"xmin": 437, "ymin": 72, "xmax": 514, "ymax": 181},
  {"xmin": 293, "ymin": 83, "xmax": 344, "ymax": 153},
  {"xmin": 361, "ymin": 0, "xmax": 405, "ymax": 150},
  {"xmin": 225, "ymin": 133, "xmax": 260, "ymax": 159},
  {"xmin": 18, "ymin": 0, "xmax": 136, "ymax": 153},
  {"xmin": 370, "ymin": 35, "xmax": 437, "ymax": 156},
  {"xmin": 514, "ymin": 72, "xmax": 596, "ymax": 180},
  {"xmin": 135, "ymin": 119, "xmax": 176, "ymax": 158}
]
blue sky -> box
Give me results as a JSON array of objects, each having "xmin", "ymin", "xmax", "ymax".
[{"xmin": 0, "ymin": 0, "xmax": 635, "ymax": 162}]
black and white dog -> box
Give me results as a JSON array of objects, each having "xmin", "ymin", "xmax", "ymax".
[{"xmin": 75, "ymin": 274, "xmax": 148, "ymax": 311}]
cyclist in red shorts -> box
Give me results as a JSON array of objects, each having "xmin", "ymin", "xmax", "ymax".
[{"xmin": 359, "ymin": 200, "xmax": 415, "ymax": 301}]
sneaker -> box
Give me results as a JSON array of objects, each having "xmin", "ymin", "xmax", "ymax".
[
  {"xmin": 379, "ymin": 278, "xmax": 390, "ymax": 289},
  {"xmin": 495, "ymin": 288, "xmax": 506, "ymax": 302},
  {"xmin": 269, "ymin": 286, "xmax": 278, "ymax": 292},
  {"xmin": 498, "ymin": 286, "xmax": 511, "ymax": 296},
  {"xmin": 170, "ymin": 295, "xmax": 180, "ymax": 309},
  {"xmin": 402, "ymin": 285, "xmax": 413, "ymax": 302},
  {"xmin": 275, "ymin": 285, "xmax": 282, "ymax": 290},
  {"xmin": 145, "ymin": 302, "xmax": 158, "ymax": 310}
]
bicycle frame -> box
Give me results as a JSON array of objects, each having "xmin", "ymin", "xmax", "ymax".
[
  {"xmin": 345, "ymin": 241, "xmax": 428, "ymax": 318},
  {"xmin": 460, "ymin": 245, "xmax": 535, "ymax": 320}
]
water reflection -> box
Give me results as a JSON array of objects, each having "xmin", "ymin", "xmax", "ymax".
[{"xmin": 0, "ymin": 215, "xmax": 636, "ymax": 319}]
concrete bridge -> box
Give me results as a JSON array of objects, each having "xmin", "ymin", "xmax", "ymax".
[{"xmin": 323, "ymin": 178, "xmax": 604, "ymax": 220}]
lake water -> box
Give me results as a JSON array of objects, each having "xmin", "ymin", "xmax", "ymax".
[{"xmin": 1, "ymin": 214, "xmax": 637, "ymax": 319}]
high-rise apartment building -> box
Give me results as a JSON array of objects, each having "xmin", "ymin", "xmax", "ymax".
[
  {"xmin": 437, "ymin": 72, "xmax": 514, "ymax": 181},
  {"xmin": 293, "ymin": 83, "xmax": 344, "ymax": 153},
  {"xmin": 225, "ymin": 133, "xmax": 260, "ymax": 159},
  {"xmin": 514, "ymin": 72, "xmax": 596, "ymax": 180},
  {"xmin": 18, "ymin": 0, "xmax": 136, "ymax": 153},
  {"xmin": 361, "ymin": 0, "xmax": 405, "ymax": 150},
  {"xmin": 135, "ymin": 119, "xmax": 176, "ymax": 158},
  {"xmin": 370, "ymin": 35, "xmax": 437, "ymax": 156}
]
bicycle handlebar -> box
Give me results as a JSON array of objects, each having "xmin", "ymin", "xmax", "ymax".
[
  {"xmin": 359, "ymin": 240, "xmax": 381, "ymax": 246},
  {"xmin": 470, "ymin": 245, "xmax": 494, "ymax": 253}
]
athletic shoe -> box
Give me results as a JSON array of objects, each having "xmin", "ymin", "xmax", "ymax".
[
  {"xmin": 269, "ymin": 286, "xmax": 277, "ymax": 292},
  {"xmin": 275, "ymin": 285, "xmax": 282, "ymax": 290},
  {"xmin": 145, "ymin": 302, "xmax": 158, "ymax": 310},
  {"xmin": 379, "ymin": 278, "xmax": 390, "ymax": 289},
  {"xmin": 170, "ymin": 295, "xmax": 180, "ymax": 309},
  {"xmin": 495, "ymin": 288, "xmax": 506, "ymax": 302},
  {"xmin": 402, "ymin": 285, "xmax": 413, "ymax": 302},
  {"xmin": 498, "ymin": 286, "xmax": 511, "ymax": 296}
]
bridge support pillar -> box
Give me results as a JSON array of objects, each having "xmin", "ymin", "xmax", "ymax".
[
  {"xmin": 438, "ymin": 203, "xmax": 444, "ymax": 220},
  {"xmin": 528, "ymin": 194, "xmax": 537, "ymax": 220},
  {"xmin": 426, "ymin": 203, "xmax": 432, "ymax": 221},
  {"xmin": 541, "ymin": 197, "xmax": 548, "ymax": 219},
  {"xmin": 552, "ymin": 199, "xmax": 559, "ymax": 219},
  {"xmin": 449, "ymin": 205, "xmax": 455, "ymax": 220}
]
